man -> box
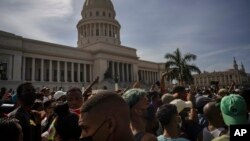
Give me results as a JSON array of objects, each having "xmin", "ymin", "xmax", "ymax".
[
  {"xmin": 0, "ymin": 118, "xmax": 23, "ymax": 141},
  {"xmin": 12, "ymin": 82, "xmax": 41, "ymax": 141},
  {"xmin": 212, "ymin": 94, "xmax": 248, "ymax": 141},
  {"xmin": 172, "ymin": 86, "xmax": 187, "ymax": 101},
  {"xmin": 156, "ymin": 104, "xmax": 190, "ymax": 141},
  {"xmin": 79, "ymin": 90, "xmax": 135, "ymax": 141},
  {"xmin": 122, "ymin": 88, "xmax": 157, "ymax": 141},
  {"xmin": 66, "ymin": 87, "xmax": 83, "ymax": 116},
  {"xmin": 200, "ymin": 102, "xmax": 227, "ymax": 141}
]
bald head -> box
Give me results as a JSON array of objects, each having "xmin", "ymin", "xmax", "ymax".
[
  {"xmin": 203, "ymin": 102, "xmax": 223, "ymax": 126},
  {"xmin": 81, "ymin": 90, "xmax": 130, "ymax": 122}
]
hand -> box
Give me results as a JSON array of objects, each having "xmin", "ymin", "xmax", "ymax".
[
  {"xmin": 161, "ymin": 72, "xmax": 168, "ymax": 77},
  {"xmin": 93, "ymin": 76, "xmax": 99, "ymax": 83}
]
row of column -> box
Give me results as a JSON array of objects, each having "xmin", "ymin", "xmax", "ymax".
[
  {"xmin": 138, "ymin": 70, "xmax": 158, "ymax": 84},
  {"xmin": 195, "ymin": 73, "xmax": 242, "ymax": 86},
  {"xmin": 108, "ymin": 61, "xmax": 133, "ymax": 82},
  {"xmin": 79, "ymin": 23, "xmax": 120, "ymax": 39},
  {"xmin": 22, "ymin": 57, "xmax": 92, "ymax": 83}
]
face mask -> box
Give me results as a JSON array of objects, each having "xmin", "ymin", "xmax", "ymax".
[{"xmin": 80, "ymin": 120, "xmax": 106, "ymax": 141}]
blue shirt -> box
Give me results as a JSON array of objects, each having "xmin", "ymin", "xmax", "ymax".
[{"xmin": 157, "ymin": 135, "xmax": 190, "ymax": 141}]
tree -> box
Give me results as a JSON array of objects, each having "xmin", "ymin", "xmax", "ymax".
[{"xmin": 165, "ymin": 48, "xmax": 201, "ymax": 85}]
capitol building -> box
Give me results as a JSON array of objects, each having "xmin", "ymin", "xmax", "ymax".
[{"xmin": 0, "ymin": 0, "xmax": 165, "ymax": 90}]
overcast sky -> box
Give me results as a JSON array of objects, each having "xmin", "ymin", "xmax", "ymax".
[{"xmin": 0, "ymin": 0, "xmax": 250, "ymax": 73}]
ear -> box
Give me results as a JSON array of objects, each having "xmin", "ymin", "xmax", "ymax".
[
  {"xmin": 133, "ymin": 107, "xmax": 142, "ymax": 116},
  {"xmin": 106, "ymin": 116, "xmax": 116, "ymax": 133}
]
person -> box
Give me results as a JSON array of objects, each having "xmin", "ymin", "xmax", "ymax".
[
  {"xmin": 41, "ymin": 99, "xmax": 56, "ymax": 133},
  {"xmin": 0, "ymin": 117, "xmax": 23, "ymax": 141},
  {"xmin": 53, "ymin": 91, "xmax": 66, "ymax": 102},
  {"xmin": 54, "ymin": 102, "xmax": 81, "ymax": 141},
  {"xmin": 66, "ymin": 87, "xmax": 83, "ymax": 116},
  {"xmin": 156, "ymin": 104, "xmax": 190, "ymax": 141},
  {"xmin": 199, "ymin": 102, "xmax": 227, "ymax": 141},
  {"xmin": 172, "ymin": 86, "xmax": 187, "ymax": 101},
  {"xmin": 161, "ymin": 93, "xmax": 174, "ymax": 104},
  {"xmin": 212, "ymin": 94, "xmax": 248, "ymax": 141},
  {"xmin": 11, "ymin": 82, "xmax": 41, "ymax": 141},
  {"xmin": 239, "ymin": 88, "xmax": 250, "ymax": 124},
  {"xmin": 122, "ymin": 88, "xmax": 157, "ymax": 141},
  {"xmin": 79, "ymin": 90, "xmax": 135, "ymax": 141}
]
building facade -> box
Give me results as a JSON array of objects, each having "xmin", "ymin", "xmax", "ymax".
[
  {"xmin": 0, "ymin": 0, "xmax": 165, "ymax": 90},
  {"xmin": 193, "ymin": 58, "xmax": 248, "ymax": 87}
]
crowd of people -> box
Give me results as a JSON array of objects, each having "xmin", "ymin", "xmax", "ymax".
[{"xmin": 0, "ymin": 74, "xmax": 249, "ymax": 141}]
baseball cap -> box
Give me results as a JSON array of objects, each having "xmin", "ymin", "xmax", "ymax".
[
  {"xmin": 54, "ymin": 91, "xmax": 66, "ymax": 100},
  {"xmin": 170, "ymin": 99, "xmax": 192, "ymax": 113},
  {"xmin": 220, "ymin": 94, "xmax": 247, "ymax": 126}
]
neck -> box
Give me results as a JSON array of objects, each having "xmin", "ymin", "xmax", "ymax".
[
  {"xmin": 163, "ymin": 126, "xmax": 179, "ymax": 138},
  {"xmin": 130, "ymin": 117, "xmax": 146, "ymax": 135}
]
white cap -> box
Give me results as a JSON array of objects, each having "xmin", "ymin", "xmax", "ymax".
[
  {"xmin": 170, "ymin": 99, "xmax": 192, "ymax": 113},
  {"xmin": 54, "ymin": 91, "xmax": 66, "ymax": 100}
]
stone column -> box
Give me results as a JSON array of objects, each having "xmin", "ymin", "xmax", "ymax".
[
  {"xmin": 112, "ymin": 61, "xmax": 115, "ymax": 78},
  {"xmin": 84, "ymin": 64, "xmax": 87, "ymax": 82},
  {"xmin": 126, "ymin": 64, "xmax": 129, "ymax": 82},
  {"xmin": 64, "ymin": 62, "xmax": 67, "ymax": 82},
  {"xmin": 49, "ymin": 60, "xmax": 52, "ymax": 82},
  {"xmin": 41, "ymin": 59, "xmax": 44, "ymax": 82},
  {"xmin": 117, "ymin": 62, "xmax": 120, "ymax": 80},
  {"xmin": 22, "ymin": 57, "xmax": 26, "ymax": 81},
  {"xmin": 78, "ymin": 63, "xmax": 80, "ymax": 82},
  {"xmin": 121, "ymin": 63, "xmax": 124, "ymax": 82},
  {"xmin": 71, "ymin": 62, "xmax": 74, "ymax": 82},
  {"xmin": 32, "ymin": 58, "xmax": 35, "ymax": 81},
  {"xmin": 57, "ymin": 61, "xmax": 60, "ymax": 82}
]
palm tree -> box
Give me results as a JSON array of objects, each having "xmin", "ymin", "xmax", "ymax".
[{"xmin": 165, "ymin": 48, "xmax": 201, "ymax": 85}]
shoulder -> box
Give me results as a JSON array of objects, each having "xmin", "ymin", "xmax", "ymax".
[
  {"xmin": 157, "ymin": 135, "xmax": 165, "ymax": 141},
  {"xmin": 142, "ymin": 133, "xmax": 157, "ymax": 141}
]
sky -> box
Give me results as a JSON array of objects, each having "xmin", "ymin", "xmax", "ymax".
[{"xmin": 0, "ymin": 0, "xmax": 250, "ymax": 73}]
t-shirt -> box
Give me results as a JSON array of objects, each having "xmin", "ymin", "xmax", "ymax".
[
  {"xmin": 212, "ymin": 135, "xmax": 229, "ymax": 141},
  {"xmin": 157, "ymin": 135, "xmax": 190, "ymax": 141}
]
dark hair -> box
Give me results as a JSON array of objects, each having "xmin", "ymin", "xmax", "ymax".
[
  {"xmin": 16, "ymin": 82, "xmax": 36, "ymax": 106},
  {"xmin": 0, "ymin": 118, "xmax": 21, "ymax": 141},
  {"xmin": 55, "ymin": 113, "xmax": 81, "ymax": 140},
  {"xmin": 54, "ymin": 102, "xmax": 70, "ymax": 117},
  {"xmin": 32, "ymin": 101, "xmax": 44, "ymax": 111},
  {"xmin": 0, "ymin": 87, "xmax": 7, "ymax": 99},
  {"xmin": 66, "ymin": 87, "xmax": 82, "ymax": 96},
  {"xmin": 240, "ymin": 88, "xmax": 250, "ymax": 110},
  {"xmin": 172, "ymin": 86, "xmax": 185, "ymax": 94},
  {"xmin": 156, "ymin": 104, "xmax": 178, "ymax": 127},
  {"xmin": 43, "ymin": 99, "xmax": 55, "ymax": 109}
]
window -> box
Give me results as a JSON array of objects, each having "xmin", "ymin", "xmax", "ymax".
[
  {"xmin": 90, "ymin": 12, "xmax": 92, "ymax": 17},
  {"xmin": 96, "ymin": 11, "xmax": 99, "ymax": 16},
  {"xmin": 0, "ymin": 63, "xmax": 8, "ymax": 80},
  {"xmin": 109, "ymin": 13, "xmax": 111, "ymax": 17},
  {"xmin": 103, "ymin": 11, "xmax": 105, "ymax": 16}
]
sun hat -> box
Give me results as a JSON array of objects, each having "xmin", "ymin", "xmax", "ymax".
[
  {"xmin": 170, "ymin": 99, "xmax": 192, "ymax": 113},
  {"xmin": 54, "ymin": 91, "xmax": 66, "ymax": 100}
]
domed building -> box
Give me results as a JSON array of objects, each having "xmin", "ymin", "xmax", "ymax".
[{"xmin": 0, "ymin": 0, "xmax": 165, "ymax": 90}]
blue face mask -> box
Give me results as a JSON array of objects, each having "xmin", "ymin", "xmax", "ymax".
[{"xmin": 79, "ymin": 120, "xmax": 107, "ymax": 141}]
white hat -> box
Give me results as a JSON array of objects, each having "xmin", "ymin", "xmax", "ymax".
[
  {"xmin": 54, "ymin": 91, "xmax": 66, "ymax": 100},
  {"xmin": 170, "ymin": 99, "xmax": 192, "ymax": 113}
]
